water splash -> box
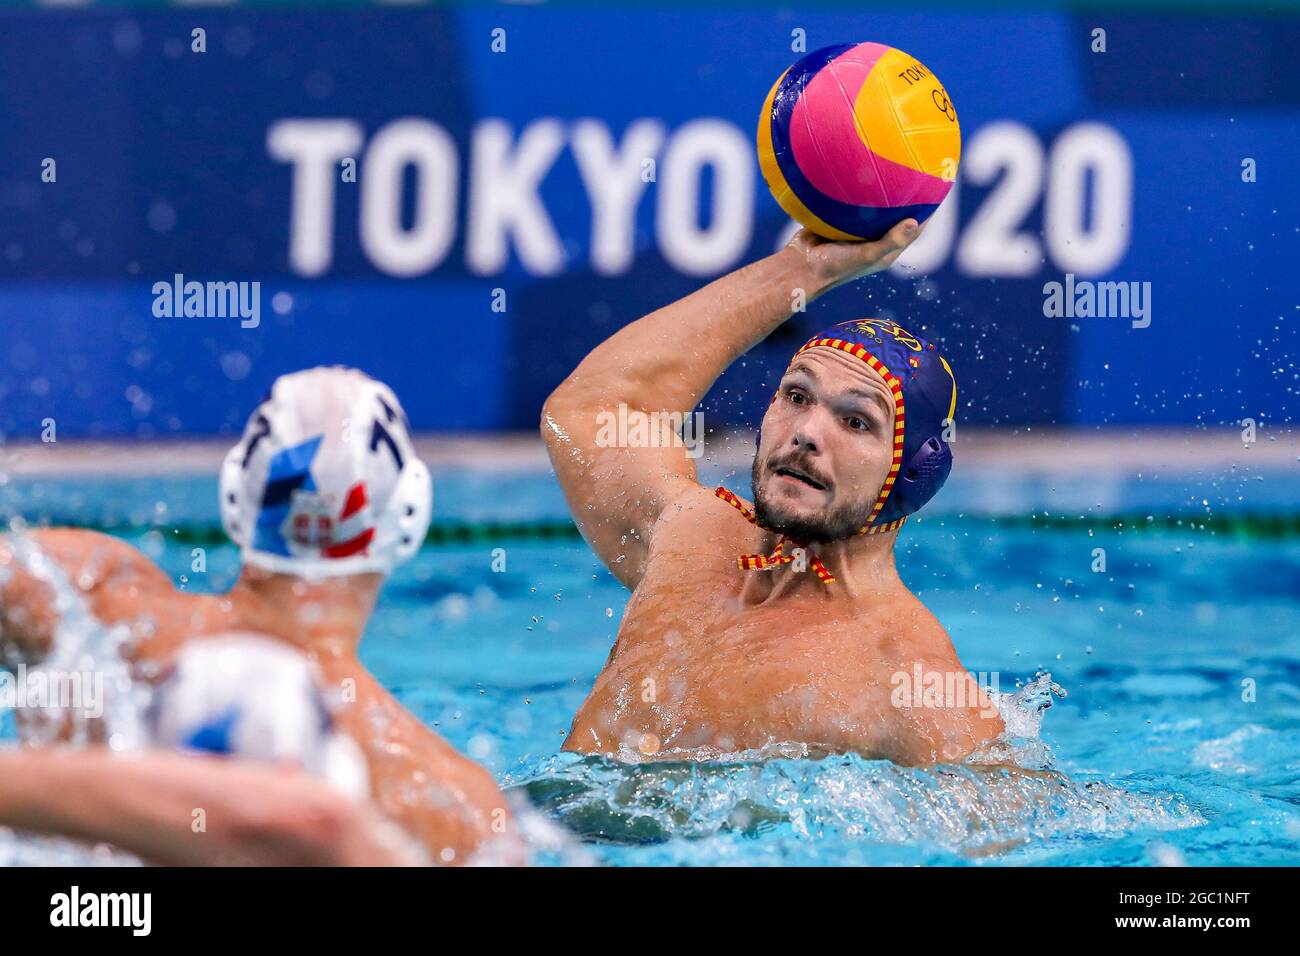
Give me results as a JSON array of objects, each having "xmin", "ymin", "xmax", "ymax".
[
  {"xmin": 477, "ymin": 789, "xmax": 597, "ymax": 867},
  {"xmin": 2, "ymin": 525, "xmax": 150, "ymax": 750},
  {"xmin": 508, "ymin": 672, "xmax": 1201, "ymax": 862},
  {"xmin": 0, "ymin": 526, "xmax": 153, "ymax": 865},
  {"xmin": 972, "ymin": 670, "xmax": 1068, "ymax": 769},
  {"xmin": 0, "ymin": 826, "xmax": 143, "ymax": 867},
  {"xmin": 513, "ymin": 751, "xmax": 1201, "ymax": 861}
]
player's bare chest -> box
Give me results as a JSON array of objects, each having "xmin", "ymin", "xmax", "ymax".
[{"xmin": 607, "ymin": 576, "xmax": 847, "ymax": 676}]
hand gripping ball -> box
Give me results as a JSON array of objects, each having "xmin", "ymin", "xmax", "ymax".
[{"xmin": 758, "ymin": 42, "xmax": 960, "ymax": 241}]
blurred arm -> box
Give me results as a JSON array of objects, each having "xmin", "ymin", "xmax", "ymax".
[{"xmin": 0, "ymin": 747, "xmax": 423, "ymax": 866}]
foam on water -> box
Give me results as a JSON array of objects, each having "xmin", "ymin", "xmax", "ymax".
[{"xmin": 509, "ymin": 673, "xmax": 1204, "ymax": 864}]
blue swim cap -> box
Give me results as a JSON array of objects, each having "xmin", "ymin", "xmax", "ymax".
[{"xmin": 784, "ymin": 318, "xmax": 957, "ymax": 527}]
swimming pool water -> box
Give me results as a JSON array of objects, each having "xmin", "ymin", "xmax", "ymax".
[{"xmin": 3, "ymin": 470, "xmax": 1299, "ymax": 866}]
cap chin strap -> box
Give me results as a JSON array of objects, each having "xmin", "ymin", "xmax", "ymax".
[{"xmin": 715, "ymin": 486, "xmax": 905, "ymax": 587}]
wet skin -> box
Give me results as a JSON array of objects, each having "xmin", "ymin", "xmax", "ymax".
[
  {"xmin": 0, "ymin": 530, "xmax": 518, "ymax": 865},
  {"xmin": 543, "ymin": 224, "xmax": 1004, "ymax": 764}
]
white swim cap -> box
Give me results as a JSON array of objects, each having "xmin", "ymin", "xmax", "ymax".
[
  {"xmin": 148, "ymin": 633, "xmax": 370, "ymax": 801},
  {"xmin": 220, "ymin": 366, "xmax": 431, "ymax": 578}
]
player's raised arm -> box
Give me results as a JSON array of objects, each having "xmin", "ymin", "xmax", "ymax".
[{"xmin": 541, "ymin": 222, "xmax": 919, "ymax": 589}]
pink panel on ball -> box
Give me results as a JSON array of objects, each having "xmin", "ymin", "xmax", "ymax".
[{"xmin": 789, "ymin": 43, "xmax": 952, "ymax": 208}]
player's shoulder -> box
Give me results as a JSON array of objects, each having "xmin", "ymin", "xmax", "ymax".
[
  {"xmin": 25, "ymin": 526, "xmax": 136, "ymax": 553},
  {"xmin": 841, "ymin": 583, "xmax": 955, "ymax": 665},
  {"xmin": 24, "ymin": 527, "xmax": 172, "ymax": 590},
  {"xmin": 634, "ymin": 482, "xmax": 769, "ymax": 596},
  {"xmin": 652, "ymin": 482, "xmax": 767, "ymax": 549},
  {"xmin": 893, "ymin": 589, "xmax": 958, "ymax": 654}
]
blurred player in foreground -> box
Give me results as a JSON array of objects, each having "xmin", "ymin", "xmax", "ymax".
[{"xmin": 0, "ymin": 368, "xmax": 516, "ymax": 864}]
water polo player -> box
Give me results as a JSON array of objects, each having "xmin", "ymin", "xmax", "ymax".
[
  {"xmin": 543, "ymin": 222, "xmax": 1004, "ymax": 763},
  {"xmin": 0, "ymin": 367, "xmax": 516, "ymax": 864}
]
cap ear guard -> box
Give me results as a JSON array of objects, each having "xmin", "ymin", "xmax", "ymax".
[
  {"xmin": 373, "ymin": 456, "xmax": 432, "ymax": 568},
  {"xmin": 904, "ymin": 436, "xmax": 950, "ymax": 489},
  {"xmin": 878, "ymin": 434, "xmax": 952, "ymax": 524},
  {"xmin": 219, "ymin": 422, "xmax": 261, "ymax": 554}
]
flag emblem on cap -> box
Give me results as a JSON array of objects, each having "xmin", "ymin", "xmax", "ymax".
[{"xmin": 254, "ymin": 435, "xmax": 375, "ymax": 560}]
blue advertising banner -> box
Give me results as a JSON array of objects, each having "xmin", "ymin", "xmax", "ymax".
[{"xmin": 0, "ymin": 5, "xmax": 1296, "ymax": 437}]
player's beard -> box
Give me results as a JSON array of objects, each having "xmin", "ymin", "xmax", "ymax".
[{"xmin": 750, "ymin": 455, "xmax": 875, "ymax": 543}]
